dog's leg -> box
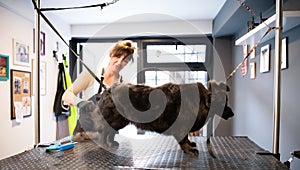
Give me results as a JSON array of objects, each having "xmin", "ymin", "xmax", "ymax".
[
  {"xmin": 105, "ymin": 120, "xmax": 130, "ymax": 148},
  {"xmin": 177, "ymin": 135, "xmax": 199, "ymax": 157},
  {"xmin": 106, "ymin": 129, "xmax": 119, "ymax": 148},
  {"xmin": 97, "ymin": 127, "xmax": 110, "ymax": 147},
  {"xmin": 95, "ymin": 123, "xmax": 118, "ymax": 148}
]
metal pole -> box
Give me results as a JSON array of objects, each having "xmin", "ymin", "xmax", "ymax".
[
  {"xmin": 272, "ymin": 0, "xmax": 283, "ymax": 160},
  {"xmin": 34, "ymin": 0, "xmax": 41, "ymax": 145}
]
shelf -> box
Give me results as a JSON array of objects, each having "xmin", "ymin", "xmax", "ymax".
[{"xmin": 235, "ymin": 11, "xmax": 300, "ymax": 45}]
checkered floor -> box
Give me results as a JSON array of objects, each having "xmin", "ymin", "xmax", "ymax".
[{"xmin": 0, "ymin": 136, "xmax": 288, "ymax": 169}]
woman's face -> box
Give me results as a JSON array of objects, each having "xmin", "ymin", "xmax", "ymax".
[{"xmin": 109, "ymin": 54, "xmax": 131, "ymax": 73}]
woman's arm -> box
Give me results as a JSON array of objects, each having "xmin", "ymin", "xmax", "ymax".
[{"xmin": 62, "ymin": 70, "xmax": 95, "ymax": 106}]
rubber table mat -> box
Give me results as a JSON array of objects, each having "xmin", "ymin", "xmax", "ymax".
[{"xmin": 0, "ymin": 136, "xmax": 288, "ymax": 169}]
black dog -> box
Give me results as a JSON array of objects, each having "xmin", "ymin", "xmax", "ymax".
[{"xmin": 73, "ymin": 81, "xmax": 234, "ymax": 156}]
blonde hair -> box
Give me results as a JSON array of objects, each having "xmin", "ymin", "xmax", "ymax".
[{"xmin": 110, "ymin": 40, "xmax": 136, "ymax": 62}]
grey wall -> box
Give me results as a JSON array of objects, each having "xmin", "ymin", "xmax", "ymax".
[
  {"xmin": 213, "ymin": 37, "xmax": 234, "ymax": 136},
  {"xmin": 212, "ymin": 0, "xmax": 300, "ymax": 168},
  {"xmin": 231, "ymin": 25, "xmax": 300, "ymax": 169},
  {"xmin": 213, "ymin": 0, "xmax": 275, "ymax": 37}
]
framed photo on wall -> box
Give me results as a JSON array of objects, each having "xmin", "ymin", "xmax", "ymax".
[
  {"xmin": 250, "ymin": 62, "xmax": 256, "ymax": 79},
  {"xmin": 33, "ymin": 29, "xmax": 46, "ymax": 56},
  {"xmin": 281, "ymin": 37, "xmax": 288, "ymax": 69},
  {"xmin": 260, "ymin": 44, "xmax": 270, "ymax": 73},
  {"xmin": 0, "ymin": 54, "xmax": 9, "ymax": 81},
  {"xmin": 31, "ymin": 60, "xmax": 47, "ymax": 96},
  {"xmin": 13, "ymin": 39, "xmax": 30, "ymax": 67},
  {"xmin": 241, "ymin": 44, "xmax": 248, "ymax": 76},
  {"xmin": 10, "ymin": 70, "xmax": 32, "ymax": 120}
]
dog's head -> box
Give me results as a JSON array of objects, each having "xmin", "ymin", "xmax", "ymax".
[{"xmin": 207, "ymin": 80, "xmax": 234, "ymax": 120}]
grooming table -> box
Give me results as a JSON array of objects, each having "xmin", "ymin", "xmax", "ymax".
[{"xmin": 0, "ymin": 136, "xmax": 288, "ymax": 169}]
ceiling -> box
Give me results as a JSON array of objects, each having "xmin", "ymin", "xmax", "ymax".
[{"xmin": 40, "ymin": 0, "xmax": 227, "ymax": 25}]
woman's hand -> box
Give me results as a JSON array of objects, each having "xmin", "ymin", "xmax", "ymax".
[{"xmin": 62, "ymin": 86, "xmax": 82, "ymax": 106}]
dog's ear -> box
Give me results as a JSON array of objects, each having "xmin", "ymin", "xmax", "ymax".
[
  {"xmin": 208, "ymin": 80, "xmax": 230, "ymax": 92},
  {"xmin": 208, "ymin": 80, "xmax": 217, "ymax": 91},
  {"xmin": 219, "ymin": 82, "xmax": 230, "ymax": 92}
]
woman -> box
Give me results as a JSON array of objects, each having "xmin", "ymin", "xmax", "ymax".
[{"xmin": 62, "ymin": 40, "xmax": 136, "ymax": 106}]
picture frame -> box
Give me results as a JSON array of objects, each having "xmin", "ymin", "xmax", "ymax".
[
  {"xmin": 260, "ymin": 44, "xmax": 270, "ymax": 73},
  {"xmin": 250, "ymin": 62, "xmax": 256, "ymax": 79},
  {"xmin": 10, "ymin": 69, "xmax": 32, "ymax": 120},
  {"xmin": 0, "ymin": 54, "xmax": 9, "ymax": 81},
  {"xmin": 31, "ymin": 59, "xmax": 47, "ymax": 96},
  {"xmin": 281, "ymin": 37, "xmax": 288, "ymax": 70},
  {"xmin": 241, "ymin": 44, "xmax": 248, "ymax": 76},
  {"xmin": 33, "ymin": 29, "xmax": 46, "ymax": 56},
  {"xmin": 13, "ymin": 39, "xmax": 30, "ymax": 67}
]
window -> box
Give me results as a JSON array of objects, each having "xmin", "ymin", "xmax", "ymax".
[
  {"xmin": 145, "ymin": 71, "xmax": 208, "ymax": 87},
  {"xmin": 139, "ymin": 37, "xmax": 212, "ymax": 86},
  {"xmin": 147, "ymin": 45, "xmax": 206, "ymax": 63}
]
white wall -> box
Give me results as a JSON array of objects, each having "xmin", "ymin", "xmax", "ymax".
[
  {"xmin": 0, "ymin": 0, "xmax": 70, "ymax": 159},
  {"xmin": 0, "ymin": 4, "xmax": 35, "ymax": 160},
  {"xmin": 72, "ymin": 20, "xmax": 212, "ymax": 38}
]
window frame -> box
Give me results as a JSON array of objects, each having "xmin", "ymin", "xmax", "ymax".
[{"xmin": 137, "ymin": 36, "xmax": 213, "ymax": 84}]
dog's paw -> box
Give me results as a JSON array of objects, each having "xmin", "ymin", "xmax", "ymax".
[
  {"xmin": 184, "ymin": 148, "xmax": 199, "ymax": 157},
  {"xmin": 107, "ymin": 141, "xmax": 119, "ymax": 148},
  {"xmin": 180, "ymin": 143, "xmax": 199, "ymax": 157},
  {"xmin": 108, "ymin": 140, "xmax": 119, "ymax": 147},
  {"xmin": 96, "ymin": 140, "xmax": 119, "ymax": 150},
  {"xmin": 72, "ymin": 132, "xmax": 91, "ymax": 142}
]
